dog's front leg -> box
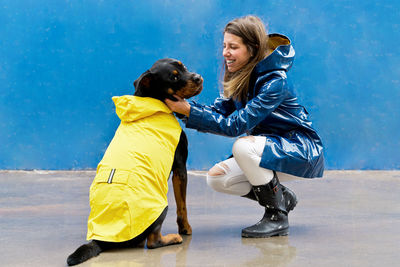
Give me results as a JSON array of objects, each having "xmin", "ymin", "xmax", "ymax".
[
  {"xmin": 172, "ymin": 167, "xmax": 192, "ymax": 235},
  {"xmin": 171, "ymin": 132, "xmax": 192, "ymax": 235}
]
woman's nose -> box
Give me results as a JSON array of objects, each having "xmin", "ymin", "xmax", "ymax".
[{"xmin": 223, "ymin": 48, "xmax": 230, "ymax": 57}]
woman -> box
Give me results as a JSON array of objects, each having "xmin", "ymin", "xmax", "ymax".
[{"xmin": 165, "ymin": 15, "xmax": 324, "ymax": 238}]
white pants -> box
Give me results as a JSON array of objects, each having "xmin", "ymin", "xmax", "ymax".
[{"xmin": 206, "ymin": 136, "xmax": 301, "ymax": 196}]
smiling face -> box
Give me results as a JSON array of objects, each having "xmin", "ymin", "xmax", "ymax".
[{"xmin": 223, "ymin": 32, "xmax": 252, "ymax": 73}]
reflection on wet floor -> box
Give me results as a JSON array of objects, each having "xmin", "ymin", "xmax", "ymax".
[{"xmin": 0, "ymin": 170, "xmax": 399, "ymax": 266}]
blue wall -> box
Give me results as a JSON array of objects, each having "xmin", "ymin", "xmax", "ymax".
[{"xmin": 1, "ymin": 0, "xmax": 399, "ymax": 170}]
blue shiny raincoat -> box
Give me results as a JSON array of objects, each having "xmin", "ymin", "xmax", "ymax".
[{"xmin": 186, "ymin": 34, "xmax": 324, "ymax": 178}]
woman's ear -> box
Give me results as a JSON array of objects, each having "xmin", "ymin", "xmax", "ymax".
[{"xmin": 248, "ymin": 45, "xmax": 256, "ymax": 57}]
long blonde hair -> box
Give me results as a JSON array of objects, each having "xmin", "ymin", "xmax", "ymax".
[{"xmin": 223, "ymin": 16, "xmax": 269, "ymax": 101}]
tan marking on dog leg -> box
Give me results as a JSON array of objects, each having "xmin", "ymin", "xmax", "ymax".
[{"xmin": 147, "ymin": 230, "xmax": 182, "ymax": 249}]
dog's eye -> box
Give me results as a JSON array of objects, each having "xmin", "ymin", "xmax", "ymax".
[{"xmin": 171, "ymin": 70, "xmax": 180, "ymax": 82}]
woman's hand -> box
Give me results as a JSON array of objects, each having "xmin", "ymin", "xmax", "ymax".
[{"xmin": 165, "ymin": 95, "xmax": 191, "ymax": 117}]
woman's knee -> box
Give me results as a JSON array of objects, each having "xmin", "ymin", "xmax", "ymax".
[
  {"xmin": 232, "ymin": 136, "xmax": 255, "ymax": 160},
  {"xmin": 206, "ymin": 174, "xmax": 224, "ymax": 192},
  {"xmin": 207, "ymin": 165, "xmax": 225, "ymax": 191},
  {"xmin": 206, "ymin": 163, "xmax": 227, "ymax": 191}
]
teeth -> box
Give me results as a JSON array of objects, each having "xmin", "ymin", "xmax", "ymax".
[{"xmin": 226, "ymin": 60, "xmax": 234, "ymax": 64}]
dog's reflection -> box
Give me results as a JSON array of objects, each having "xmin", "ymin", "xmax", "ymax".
[
  {"xmin": 240, "ymin": 236, "xmax": 297, "ymax": 266},
  {"xmin": 86, "ymin": 235, "xmax": 192, "ymax": 267}
]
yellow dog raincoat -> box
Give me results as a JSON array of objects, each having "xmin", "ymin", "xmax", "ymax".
[{"xmin": 87, "ymin": 95, "xmax": 182, "ymax": 242}]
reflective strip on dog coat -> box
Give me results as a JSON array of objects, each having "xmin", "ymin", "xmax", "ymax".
[{"xmin": 86, "ymin": 95, "xmax": 182, "ymax": 242}]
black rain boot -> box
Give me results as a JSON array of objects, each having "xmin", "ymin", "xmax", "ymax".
[
  {"xmin": 241, "ymin": 176, "xmax": 289, "ymax": 238},
  {"xmin": 242, "ymin": 172, "xmax": 298, "ymax": 213}
]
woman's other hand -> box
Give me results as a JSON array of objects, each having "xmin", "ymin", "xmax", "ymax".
[{"xmin": 165, "ymin": 95, "xmax": 191, "ymax": 117}]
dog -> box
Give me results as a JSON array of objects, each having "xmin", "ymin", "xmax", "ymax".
[{"xmin": 67, "ymin": 58, "xmax": 203, "ymax": 266}]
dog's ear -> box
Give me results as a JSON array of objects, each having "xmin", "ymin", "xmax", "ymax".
[{"xmin": 133, "ymin": 70, "xmax": 152, "ymax": 93}]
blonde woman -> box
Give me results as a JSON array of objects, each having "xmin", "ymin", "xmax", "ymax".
[{"xmin": 166, "ymin": 15, "xmax": 324, "ymax": 238}]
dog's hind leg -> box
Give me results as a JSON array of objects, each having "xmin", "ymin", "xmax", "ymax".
[
  {"xmin": 146, "ymin": 207, "xmax": 183, "ymax": 249},
  {"xmin": 172, "ymin": 131, "xmax": 192, "ymax": 235},
  {"xmin": 146, "ymin": 225, "xmax": 183, "ymax": 249},
  {"xmin": 66, "ymin": 240, "xmax": 102, "ymax": 266}
]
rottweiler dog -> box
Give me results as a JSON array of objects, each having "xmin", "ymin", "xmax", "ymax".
[{"xmin": 67, "ymin": 58, "xmax": 203, "ymax": 266}]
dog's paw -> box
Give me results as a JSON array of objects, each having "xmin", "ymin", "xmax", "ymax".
[
  {"xmin": 178, "ymin": 218, "xmax": 192, "ymax": 235},
  {"xmin": 147, "ymin": 233, "xmax": 183, "ymax": 249},
  {"xmin": 179, "ymin": 225, "xmax": 192, "ymax": 235},
  {"xmin": 175, "ymin": 234, "xmax": 183, "ymax": 244}
]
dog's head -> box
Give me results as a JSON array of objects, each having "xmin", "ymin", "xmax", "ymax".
[{"xmin": 133, "ymin": 58, "xmax": 203, "ymax": 101}]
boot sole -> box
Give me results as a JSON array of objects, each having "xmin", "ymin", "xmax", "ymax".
[{"xmin": 241, "ymin": 228, "xmax": 289, "ymax": 238}]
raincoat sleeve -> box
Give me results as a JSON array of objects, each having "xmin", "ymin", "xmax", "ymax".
[
  {"xmin": 186, "ymin": 77, "xmax": 286, "ymax": 137},
  {"xmin": 190, "ymin": 96, "xmax": 236, "ymax": 117}
]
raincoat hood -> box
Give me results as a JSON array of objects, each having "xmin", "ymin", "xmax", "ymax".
[
  {"xmin": 253, "ymin": 33, "xmax": 295, "ymax": 75},
  {"xmin": 112, "ymin": 95, "xmax": 173, "ymax": 123}
]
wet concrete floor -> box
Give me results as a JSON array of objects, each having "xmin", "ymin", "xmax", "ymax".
[{"xmin": 0, "ymin": 170, "xmax": 399, "ymax": 267}]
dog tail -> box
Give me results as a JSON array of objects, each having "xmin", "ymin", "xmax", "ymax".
[{"xmin": 67, "ymin": 240, "xmax": 102, "ymax": 266}]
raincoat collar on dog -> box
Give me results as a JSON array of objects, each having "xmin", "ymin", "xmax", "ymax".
[{"xmin": 113, "ymin": 95, "xmax": 174, "ymax": 122}]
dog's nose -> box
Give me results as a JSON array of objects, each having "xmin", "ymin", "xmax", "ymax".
[{"xmin": 192, "ymin": 74, "xmax": 203, "ymax": 84}]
